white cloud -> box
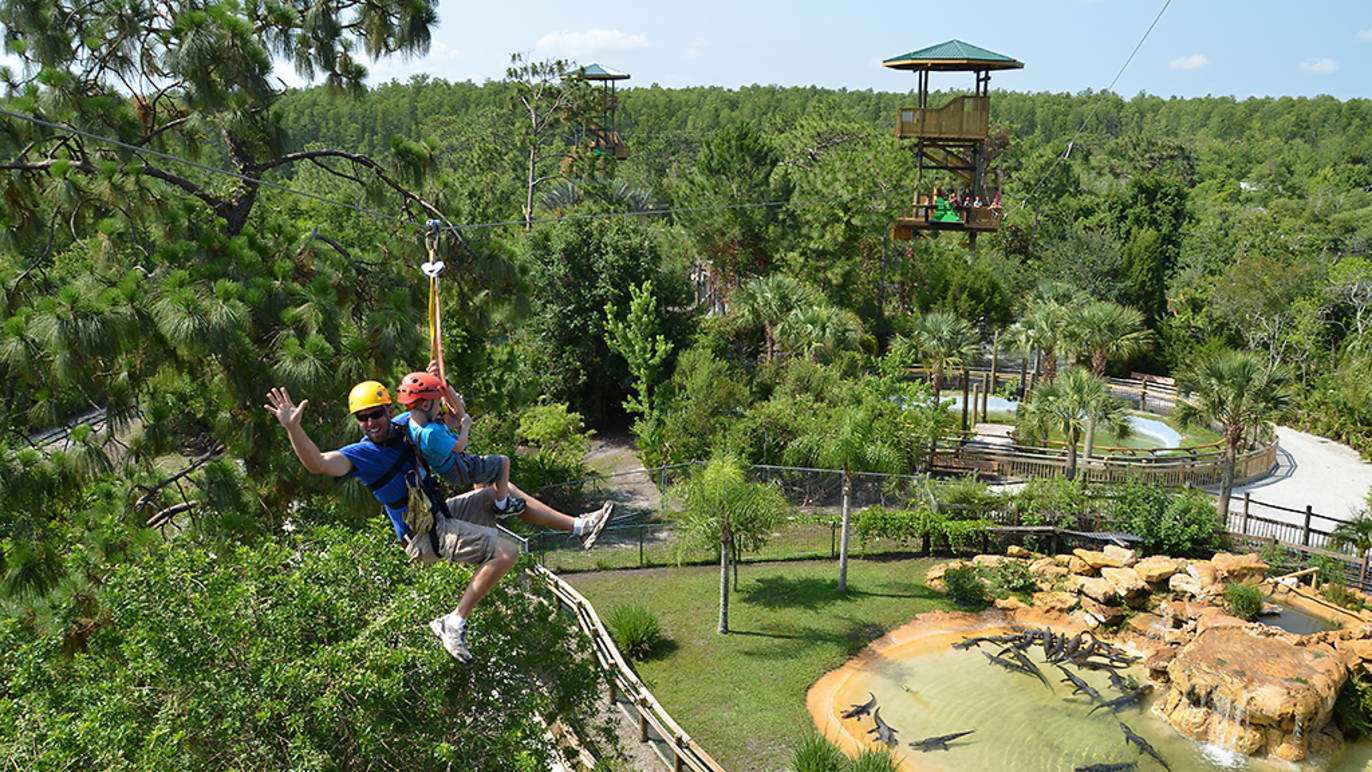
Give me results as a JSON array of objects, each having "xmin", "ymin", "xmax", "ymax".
[
  {"xmin": 1358, "ymin": 29, "xmax": 1372, "ymax": 42},
  {"xmin": 687, "ymin": 38, "xmax": 709, "ymax": 60},
  {"xmin": 1299, "ymin": 57, "xmax": 1339, "ymax": 75},
  {"xmin": 536, "ymin": 29, "xmax": 649, "ymax": 57},
  {"xmin": 1169, "ymin": 53, "xmax": 1208, "ymax": 70}
]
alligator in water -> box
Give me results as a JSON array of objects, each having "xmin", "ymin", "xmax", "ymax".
[
  {"xmin": 1074, "ymin": 763, "xmax": 1138, "ymax": 772},
  {"xmin": 867, "ymin": 707, "xmax": 899, "ymax": 748},
  {"xmin": 1119, "ymin": 722, "xmax": 1170, "ymax": 771},
  {"xmin": 840, "ymin": 692, "xmax": 877, "ymax": 720},
  {"xmin": 907, "ymin": 729, "xmax": 975, "ymax": 752},
  {"xmin": 1057, "ymin": 664, "xmax": 1103, "ymax": 702},
  {"xmin": 1089, "ymin": 685, "xmax": 1153, "ymax": 715}
]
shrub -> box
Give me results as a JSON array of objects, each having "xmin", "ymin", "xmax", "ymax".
[
  {"xmin": 1113, "ymin": 482, "xmax": 1219, "ymax": 555},
  {"xmin": 1223, "ymin": 582, "xmax": 1263, "ymax": 620},
  {"xmin": 940, "ymin": 517, "xmax": 991, "ymax": 554},
  {"xmin": 606, "ymin": 603, "xmax": 663, "ymax": 660},
  {"xmin": 990, "ymin": 560, "xmax": 1038, "ymax": 600},
  {"xmin": 1337, "ymin": 670, "xmax": 1372, "ymax": 738},
  {"xmin": 853, "ymin": 506, "xmax": 921, "ymax": 549},
  {"xmin": 1322, "ymin": 582, "xmax": 1366, "ymax": 612},
  {"xmin": 849, "ymin": 747, "xmax": 900, "ymax": 772},
  {"xmin": 790, "ymin": 730, "xmax": 848, "ymax": 772},
  {"xmin": 943, "ymin": 565, "xmax": 988, "ymax": 610}
]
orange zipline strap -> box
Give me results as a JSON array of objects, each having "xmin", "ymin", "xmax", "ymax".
[{"xmin": 423, "ymin": 221, "xmax": 447, "ymax": 389}]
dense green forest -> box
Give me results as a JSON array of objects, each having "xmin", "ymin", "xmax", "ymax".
[{"xmin": 2, "ymin": 0, "xmax": 1371, "ymax": 766}]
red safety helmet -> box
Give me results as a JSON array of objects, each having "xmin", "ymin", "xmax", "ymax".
[{"xmin": 396, "ymin": 371, "xmax": 444, "ymax": 406}]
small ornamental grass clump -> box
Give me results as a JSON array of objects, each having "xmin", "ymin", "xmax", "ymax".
[
  {"xmin": 1223, "ymin": 582, "xmax": 1264, "ymax": 621},
  {"xmin": 606, "ymin": 603, "xmax": 662, "ymax": 660}
]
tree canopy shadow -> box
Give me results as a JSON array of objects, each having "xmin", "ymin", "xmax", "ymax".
[{"xmin": 739, "ymin": 575, "xmax": 842, "ymax": 610}]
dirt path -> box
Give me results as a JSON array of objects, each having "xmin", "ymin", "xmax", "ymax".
[{"xmin": 583, "ymin": 433, "xmax": 662, "ymax": 514}]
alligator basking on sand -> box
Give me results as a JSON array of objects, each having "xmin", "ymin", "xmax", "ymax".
[
  {"xmin": 867, "ymin": 707, "xmax": 899, "ymax": 748},
  {"xmin": 907, "ymin": 729, "xmax": 975, "ymax": 752},
  {"xmin": 1119, "ymin": 722, "xmax": 1170, "ymax": 771},
  {"xmin": 840, "ymin": 692, "xmax": 877, "ymax": 720}
]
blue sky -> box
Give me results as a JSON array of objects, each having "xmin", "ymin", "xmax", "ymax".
[{"xmin": 347, "ymin": 0, "xmax": 1371, "ymax": 100}]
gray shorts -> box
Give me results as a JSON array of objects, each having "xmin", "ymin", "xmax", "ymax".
[
  {"xmin": 401, "ymin": 488, "xmax": 515, "ymax": 566},
  {"xmin": 437, "ymin": 452, "xmax": 505, "ymax": 488}
]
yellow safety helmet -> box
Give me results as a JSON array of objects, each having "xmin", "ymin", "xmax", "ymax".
[{"xmin": 347, "ymin": 380, "xmax": 392, "ymax": 415}]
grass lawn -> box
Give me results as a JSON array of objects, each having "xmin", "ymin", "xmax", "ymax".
[{"xmin": 564, "ymin": 557, "xmax": 955, "ymax": 770}]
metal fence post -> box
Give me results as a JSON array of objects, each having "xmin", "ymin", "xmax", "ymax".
[
  {"xmin": 831, "ymin": 522, "xmax": 837, "ymax": 559},
  {"xmin": 639, "ymin": 524, "xmax": 645, "ymax": 567},
  {"xmin": 1302, "ymin": 505, "xmax": 1313, "ymax": 547},
  {"xmin": 1242, "ymin": 492, "xmax": 1251, "ymax": 536}
]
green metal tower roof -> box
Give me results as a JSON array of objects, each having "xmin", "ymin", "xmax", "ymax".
[
  {"xmin": 561, "ymin": 63, "xmax": 630, "ymax": 81},
  {"xmin": 883, "ymin": 40, "xmax": 1023, "ymax": 72}
]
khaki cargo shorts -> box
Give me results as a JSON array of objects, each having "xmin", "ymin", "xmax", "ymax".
[{"xmin": 402, "ymin": 488, "xmax": 515, "ymax": 566}]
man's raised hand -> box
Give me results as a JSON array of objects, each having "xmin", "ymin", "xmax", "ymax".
[{"xmin": 265, "ymin": 386, "xmax": 308, "ymax": 429}]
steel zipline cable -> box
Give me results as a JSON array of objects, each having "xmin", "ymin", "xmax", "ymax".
[
  {"xmin": 0, "ymin": 104, "xmax": 898, "ymax": 237},
  {"xmin": 1014, "ymin": 0, "xmax": 1173, "ymax": 215}
]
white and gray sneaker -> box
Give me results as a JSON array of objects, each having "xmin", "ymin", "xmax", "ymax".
[
  {"xmin": 579, "ymin": 502, "xmax": 614, "ymax": 550},
  {"xmin": 427, "ymin": 614, "xmax": 473, "ymax": 664}
]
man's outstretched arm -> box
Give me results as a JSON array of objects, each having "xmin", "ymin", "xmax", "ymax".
[{"xmin": 264, "ymin": 386, "xmax": 353, "ymax": 477}]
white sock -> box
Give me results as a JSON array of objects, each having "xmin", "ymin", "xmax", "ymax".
[
  {"xmin": 451, "ymin": 614, "xmax": 467, "ymax": 629},
  {"xmin": 493, "ymin": 496, "xmax": 508, "ymax": 510},
  {"xmin": 573, "ymin": 517, "xmax": 585, "ymax": 536}
]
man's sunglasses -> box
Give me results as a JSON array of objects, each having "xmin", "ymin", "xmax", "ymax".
[{"xmin": 354, "ymin": 408, "xmax": 387, "ymax": 423}]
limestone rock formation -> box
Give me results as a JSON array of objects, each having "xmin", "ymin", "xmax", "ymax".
[
  {"xmin": 1134, "ymin": 555, "xmax": 1182, "ymax": 584},
  {"xmin": 1162, "ymin": 627, "xmax": 1347, "ymax": 762},
  {"xmin": 1211, "ymin": 552, "xmax": 1270, "ymax": 583}
]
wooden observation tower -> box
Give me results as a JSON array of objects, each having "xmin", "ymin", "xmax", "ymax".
[
  {"xmin": 884, "ymin": 40, "xmax": 1022, "ymax": 248},
  {"xmin": 561, "ymin": 63, "xmax": 630, "ymax": 166}
]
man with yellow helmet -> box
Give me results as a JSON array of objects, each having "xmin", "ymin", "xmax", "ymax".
[{"xmin": 265, "ymin": 377, "xmax": 613, "ymax": 664}]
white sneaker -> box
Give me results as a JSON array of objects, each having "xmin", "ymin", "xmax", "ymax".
[
  {"xmin": 579, "ymin": 502, "xmax": 614, "ymax": 550},
  {"xmin": 427, "ymin": 614, "xmax": 473, "ymax": 663}
]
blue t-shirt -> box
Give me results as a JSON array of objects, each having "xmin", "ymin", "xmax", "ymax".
[
  {"xmin": 338, "ymin": 414, "xmax": 422, "ymax": 541},
  {"xmin": 407, "ymin": 418, "xmax": 460, "ymax": 474}
]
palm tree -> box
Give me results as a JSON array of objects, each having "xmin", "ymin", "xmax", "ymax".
[
  {"xmin": 1016, "ymin": 368, "xmax": 1132, "ymax": 480},
  {"xmin": 1066, "ymin": 301, "xmax": 1154, "ymax": 376},
  {"xmin": 775, "ymin": 304, "xmax": 861, "ymax": 363},
  {"xmin": 1002, "ymin": 321, "xmax": 1040, "ymax": 400},
  {"xmin": 732, "ymin": 274, "xmax": 814, "ymax": 360},
  {"xmin": 1021, "ymin": 300, "xmax": 1071, "ymax": 383},
  {"xmin": 1330, "ymin": 515, "xmax": 1372, "ymax": 587},
  {"xmin": 903, "ymin": 311, "xmax": 979, "ymax": 401},
  {"xmin": 670, "ymin": 456, "xmax": 789, "ymax": 633},
  {"xmin": 785, "ymin": 404, "xmax": 903, "ymax": 593},
  {"xmin": 1176, "ymin": 350, "xmax": 1295, "ymax": 524}
]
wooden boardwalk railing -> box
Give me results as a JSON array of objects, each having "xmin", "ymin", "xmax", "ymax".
[{"xmin": 534, "ymin": 564, "xmax": 727, "ymax": 772}]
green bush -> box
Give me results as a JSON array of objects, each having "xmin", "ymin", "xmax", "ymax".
[
  {"xmin": 943, "ymin": 565, "xmax": 988, "ymax": 610},
  {"xmin": 990, "ymin": 560, "xmax": 1039, "ymax": 600},
  {"xmin": 1112, "ymin": 482, "xmax": 1219, "ymax": 555},
  {"xmin": 849, "ymin": 747, "xmax": 899, "ymax": 772},
  {"xmin": 1223, "ymin": 582, "xmax": 1264, "ymax": 620},
  {"xmin": 790, "ymin": 730, "xmax": 849, "ymax": 772},
  {"xmin": 1323, "ymin": 582, "xmax": 1366, "ymax": 611},
  {"xmin": 606, "ymin": 603, "xmax": 663, "ymax": 660},
  {"xmin": 1337, "ymin": 670, "xmax": 1372, "ymax": 738}
]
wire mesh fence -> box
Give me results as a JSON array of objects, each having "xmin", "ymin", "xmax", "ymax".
[{"xmin": 520, "ymin": 460, "xmax": 1372, "ymax": 592}]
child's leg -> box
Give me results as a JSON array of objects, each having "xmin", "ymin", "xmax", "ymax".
[
  {"xmin": 506, "ymin": 482, "xmax": 576, "ymax": 531},
  {"xmin": 494, "ymin": 455, "xmax": 510, "ymax": 501}
]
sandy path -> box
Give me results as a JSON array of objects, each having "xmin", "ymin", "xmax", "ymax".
[{"xmin": 1226, "ymin": 426, "xmax": 1372, "ymax": 526}]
